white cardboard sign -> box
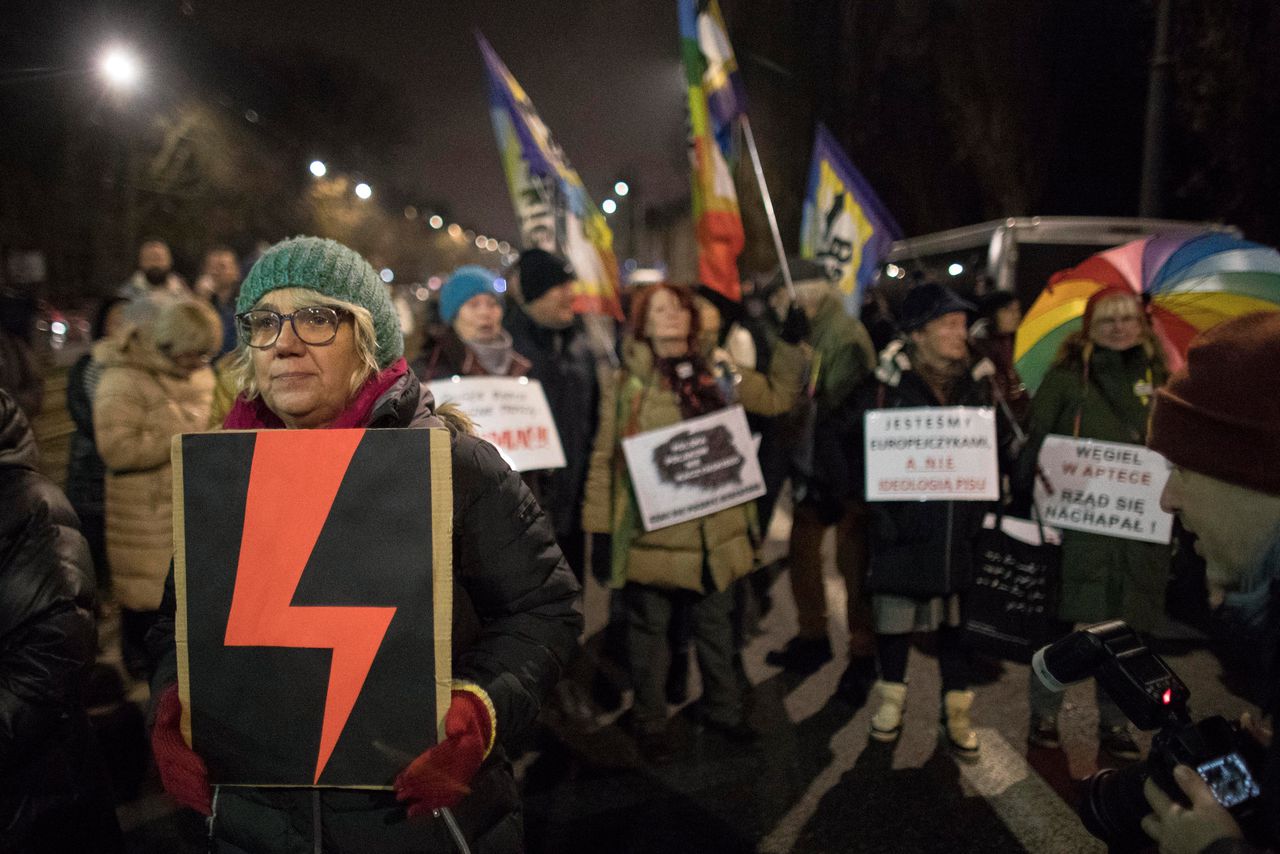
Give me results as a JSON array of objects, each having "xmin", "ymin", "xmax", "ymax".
[
  {"xmin": 864, "ymin": 406, "xmax": 999, "ymax": 501},
  {"xmin": 1033, "ymin": 435, "xmax": 1173, "ymax": 544},
  {"xmin": 621, "ymin": 405, "xmax": 765, "ymax": 532},
  {"xmin": 427, "ymin": 376, "xmax": 566, "ymax": 472}
]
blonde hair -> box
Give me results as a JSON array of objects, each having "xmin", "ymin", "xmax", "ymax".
[
  {"xmin": 1053, "ymin": 293, "xmax": 1165, "ymax": 372},
  {"xmin": 229, "ymin": 288, "xmax": 380, "ymax": 402}
]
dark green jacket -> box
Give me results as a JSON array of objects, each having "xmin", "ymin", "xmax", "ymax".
[{"xmin": 1021, "ymin": 345, "xmax": 1170, "ymax": 631}]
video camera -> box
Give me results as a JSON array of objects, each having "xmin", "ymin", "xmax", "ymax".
[{"xmin": 1032, "ymin": 620, "xmax": 1264, "ymax": 851}]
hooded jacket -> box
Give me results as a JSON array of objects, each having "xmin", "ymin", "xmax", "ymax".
[
  {"xmin": 0, "ymin": 392, "xmax": 119, "ymax": 850},
  {"xmin": 145, "ymin": 371, "xmax": 582, "ymax": 853},
  {"xmin": 92, "ymin": 334, "xmax": 215, "ymax": 611}
]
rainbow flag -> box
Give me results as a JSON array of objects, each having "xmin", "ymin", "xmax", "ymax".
[
  {"xmin": 679, "ymin": 0, "xmax": 746, "ymax": 301},
  {"xmin": 478, "ymin": 33, "xmax": 623, "ymax": 319},
  {"xmin": 800, "ymin": 123, "xmax": 902, "ymax": 313}
]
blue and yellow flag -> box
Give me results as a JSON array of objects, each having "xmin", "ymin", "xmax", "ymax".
[
  {"xmin": 800, "ymin": 123, "xmax": 902, "ymax": 313},
  {"xmin": 478, "ymin": 33, "xmax": 623, "ymax": 319}
]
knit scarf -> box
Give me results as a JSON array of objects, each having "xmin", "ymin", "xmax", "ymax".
[
  {"xmin": 653, "ymin": 353, "xmax": 726, "ymax": 419},
  {"xmin": 465, "ymin": 328, "xmax": 516, "ymax": 376},
  {"xmin": 223, "ymin": 358, "xmax": 410, "ymax": 430}
]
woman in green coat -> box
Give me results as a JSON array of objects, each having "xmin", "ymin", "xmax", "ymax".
[{"xmin": 1020, "ymin": 285, "xmax": 1170, "ymax": 760}]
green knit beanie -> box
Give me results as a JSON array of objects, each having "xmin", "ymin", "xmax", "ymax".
[{"xmin": 237, "ymin": 236, "xmax": 403, "ymax": 367}]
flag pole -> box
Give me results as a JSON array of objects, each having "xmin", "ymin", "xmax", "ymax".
[{"xmin": 741, "ymin": 114, "xmax": 796, "ymax": 301}]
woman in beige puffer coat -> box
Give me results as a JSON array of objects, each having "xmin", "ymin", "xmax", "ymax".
[{"xmin": 94, "ymin": 297, "xmax": 220, "ymax": 678}]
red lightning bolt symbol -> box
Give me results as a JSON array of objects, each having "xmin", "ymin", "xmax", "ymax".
[{"xmin": 224, "ymin": 430, "xmax": 396, "ymax": 785}]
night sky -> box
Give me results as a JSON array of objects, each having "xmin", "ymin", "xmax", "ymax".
[{"xmin": 183, "ymin": 0, "xmax": 690, "ymax": 239}]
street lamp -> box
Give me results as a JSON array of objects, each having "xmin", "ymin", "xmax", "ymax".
[
  {"xmin": 355, "ymin": 182, "xmax": 372, "ymax": 200},
  {"xmin": 601, "ymin": 198, "xmax": 618, "ymax": 215},
  {"xmin": 428, "ymin": 215, "xmax": 443, "ymax": 229},
  {"xmin": 99, "ymin": 45, "xmax": 142, "ymax": 91},
  {"xmin": 309, "ymin": 160, "xmax": 327, "ymax": 177},
  {"xmin": 614, "ymin": 181, "xmax": 630, "ymax": 197}
]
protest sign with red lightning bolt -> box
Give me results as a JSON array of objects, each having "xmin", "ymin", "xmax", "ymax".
[{"xmin": 224, "ymin": 430, "xmax": 396, "ymax": 785}]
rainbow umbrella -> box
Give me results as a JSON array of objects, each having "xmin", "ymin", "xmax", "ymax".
[{"xmin": 1014, "ymin": 232, "xmax": 1280, "ymax": 393}]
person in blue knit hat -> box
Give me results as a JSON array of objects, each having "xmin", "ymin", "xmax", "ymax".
[{"xmin": 413, "ymin": 265, "xmax": 531, "ymax": 380}]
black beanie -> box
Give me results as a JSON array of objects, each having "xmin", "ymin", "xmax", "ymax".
[
  {"xmin": 899, "ymin": 281, "xmax": 975, "ymax": 332},
  {"xmin": 518, "ymin": 249, "xmax": 574, "ymax": 303}
]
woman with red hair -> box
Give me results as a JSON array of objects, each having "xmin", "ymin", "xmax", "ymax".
[
  {"xmin": 582, "ymin": 283, "xmax": 805, "ymax": 764},
  {"xmin": 1019, "ymin": 286, "xmax": 1171, "ymax": 759}
]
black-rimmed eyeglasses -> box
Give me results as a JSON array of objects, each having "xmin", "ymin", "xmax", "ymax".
[{"xmin": 236, "ymin": 306, "xmax": 351, "ymax": 348}]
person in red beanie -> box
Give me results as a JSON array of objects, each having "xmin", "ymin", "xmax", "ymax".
[
  {"xmin": 1141, "ymin": 311, "xmax": 1280, "ymax": 854},
  {"xmin": 1017, "ymin": 285, "xmax": 1171, "ymax": 760},
  {"xmin": 144, "ymin": 237, "xmax": 581, "ymax": 853}
]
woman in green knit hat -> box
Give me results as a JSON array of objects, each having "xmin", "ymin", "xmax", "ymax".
[{"xmin": 144, "ymin": 236, "xmax": 580, "ymax": 852}]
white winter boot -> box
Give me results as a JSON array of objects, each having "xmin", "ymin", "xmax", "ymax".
[
  {"xmin": 941, "ymin": 689, "xmax": 980, "ymax": 761},
  {"xmin": 869, "ymin": 680, "xmax": 908, "ymax": 742}
]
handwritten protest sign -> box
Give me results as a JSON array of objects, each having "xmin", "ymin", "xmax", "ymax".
[
  {"xmin": 864, "ymin": 406, "xmax": 999, "ymax": 501},
  {"xmin": 1033, "ymin": 435, "xmax": 1173, "ymax": 544},
  {"xmin": 621, "ymin": 405, "xmax": 765, "ymax": 532},
  {"xmin": 428, "ymin": 376, "xmax": 565, "ymax": 472}
]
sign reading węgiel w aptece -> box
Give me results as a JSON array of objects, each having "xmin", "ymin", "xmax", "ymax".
[
  {"xmin": 622, "ymin": 405, "xmax": 765, "ymax": 532},
  {"xmin": 864, "ymin": 406, "xmax": 999, "ymax": 501},
  {"xmin": 1034, "ymin": 435, "xmax": 1174, "ymax": 544}
]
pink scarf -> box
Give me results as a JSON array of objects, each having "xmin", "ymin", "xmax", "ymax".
[{"xmin": 223, "ymin": 358, "xmax": 410, "ymax": 430}]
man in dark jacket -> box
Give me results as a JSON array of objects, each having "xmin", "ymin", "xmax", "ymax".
[
  {"xmin": 0, "ymin": 390, "xmax": 122, "ymax": 853},
  {"xmin": 503, "ymin": 248, "xmax": 601, "ymax": 581}
]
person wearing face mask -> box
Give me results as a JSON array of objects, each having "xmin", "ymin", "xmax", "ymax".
[
  {"xmin": 1017, "ymin": 285, "xmax": 1171, "ymax": 761},
  {"xmin": 413, "ymin": 266, "xmax": 531, "ymax": 381},
  {"xmin": 1140, "ymin": 311, "xmax": 1280, "ymax": 854},
  {"xmin": 117, "ymin": 239, "xmax": 190, "ymax": 301},
  {"xmin": 850, "ymin": 281, "xmax": 995, "ymax": 760},
  {"xmin": 93, "ymin": 298, "xmax": 220, "ymax": 679}
]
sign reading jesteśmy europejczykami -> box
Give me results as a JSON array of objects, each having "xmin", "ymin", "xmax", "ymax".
[
  {"xmin": 428, "ymin": 376, "xmax": 566, "ymax": 472},
  {"xmin": 622, "ymin": 405, "xmax": 766, "ymax": 532},
  {"xmin": 864, "ymin": 406, "xmax": 999, "ymax": 501},
  {"xmin": 1034, "ymin": 434, "xmax": 1174, "ymax": 544}
]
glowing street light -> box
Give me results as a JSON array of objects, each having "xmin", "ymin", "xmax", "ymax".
[
  {"xmin": 309, "ymin": 160, "xmax": 327, "ymax": 177},
  {"xmin": 379, "ymin": 268, "xmax": 394, "ymax": 283},
  {"xmin": 428, "ymin": 215, "xmax": 443, "ymax": 229},
  {"xmin": 948, "ymin": 262, "xmax": 964, "ymax": 276},
  {"xmin": 614, "ymin": 181, "xmax": 630, "ymax": 197},
  {"xmin": 354, "ymin": 182, "xmax": 372, "ymax": 200},
  {"xmin": 447, "ymin": 223, "xmax": 463, "ymax": 239},
  {"xmin": 601, "ymin": 198, "xmax": 618, "ymax": 215},
  {"xmin": 99, "ymin": 46, "xmax": 142, "ymax": 91}
]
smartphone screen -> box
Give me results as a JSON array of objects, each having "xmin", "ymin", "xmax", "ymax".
[{"xmin": 1196, "ymin": 753, "xmax": 1261, "ymax": 808}]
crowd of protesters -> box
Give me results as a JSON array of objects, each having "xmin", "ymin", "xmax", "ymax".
[{"xmin": 1, "ymin": 232, "xmax": 1277, "ymax": 854}]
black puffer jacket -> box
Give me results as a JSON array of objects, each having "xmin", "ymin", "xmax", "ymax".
[
  {"xmin": 146, "ymin": 372, "xmax": 582, "ymax": 853},
  {"xmin": 0, "ymin": 391, "xmax": 118, "ymax": 851},
  {"xmin": 850, "ymin": 346, "xmax": 996, "ymax": 598},
  {"xmin": 502, "ymin": 303, "xmax": 599, "ymax": 540}
]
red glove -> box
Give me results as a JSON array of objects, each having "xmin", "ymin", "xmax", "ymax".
[
  {"xmin": 394, "ymin": 687, "xmax": 495, "ymax": 816},
  {"xmin": 150, "ymin": 684, "xmax": 212, "ymax": 816}
]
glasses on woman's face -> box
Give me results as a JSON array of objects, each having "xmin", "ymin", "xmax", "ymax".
[
  {"xmin": 1095, "ymin": 314, "xmax": 1141, "ymax": 327},
  {"xmin": 236, "ymin": 306, "xmax": 350, "ymax": 348}
]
